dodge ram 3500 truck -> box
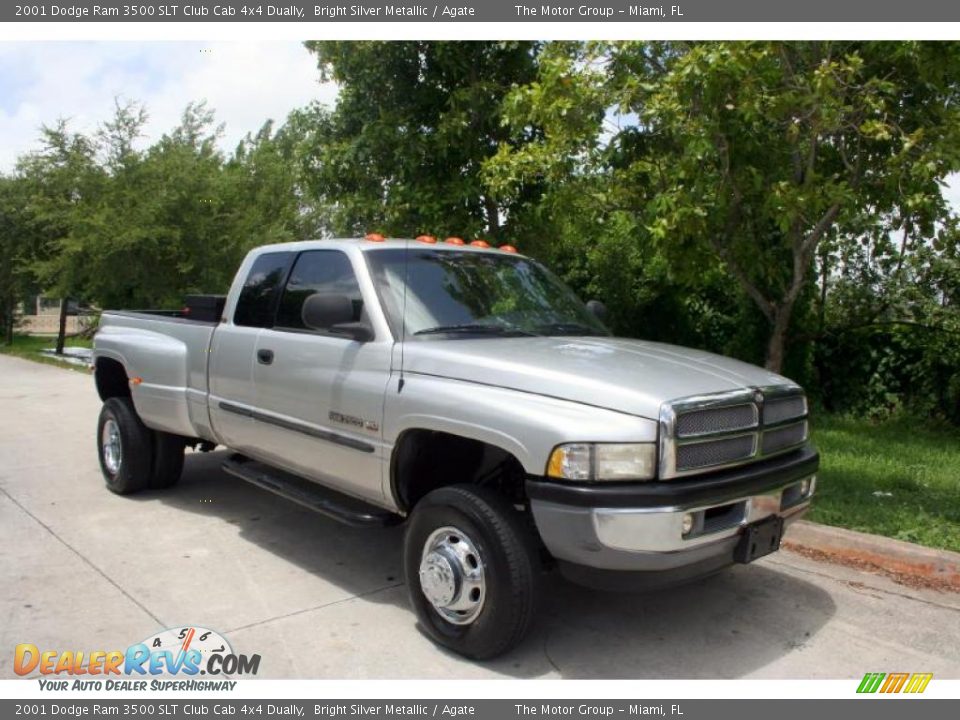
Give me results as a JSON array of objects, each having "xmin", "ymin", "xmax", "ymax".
[{"xmin": 93, "ymin": 238, "xmax": 819, "ymax": 659}]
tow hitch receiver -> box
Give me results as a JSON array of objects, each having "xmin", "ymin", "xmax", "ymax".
[{"xmin": 734, "ymin": 515, "xmax": 784, "ymax": 564}]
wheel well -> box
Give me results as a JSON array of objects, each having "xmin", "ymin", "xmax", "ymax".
[
  {"xmin": 95, "ymin": 358, "xmax": 131, "ymax": 401},
  {"xmin": 391, "ymin": 430, "xmax": 528, "ymax": 513}
]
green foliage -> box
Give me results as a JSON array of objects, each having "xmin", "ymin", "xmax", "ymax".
[
  {"xmin": 0, "ymin": 176, "xmax": 34, "ymax": 342},
  {"xmin": 14, "ymin": 119, "xmax": 102, "ymax": 302},
  {"xmin": 813, "ymin": 209, "xmax": 960, "ymax": 421},
  {"xmin": 808, "ymin": 190, "xmax": 960, "ymax": 418},
  {"xmin": 5, "ymin": 100, "xmax": 318, "ymax": 311},
  {"xmin": 488, "ymin": 41, "xmax": 960, "ymax": 374},
  {"xmin": 301, "ymin": 40, "xmax": 543, "ymax": 241},
  {"xmin": 227, "ymin": 118, "xmax": 325, "ymax": 253}
]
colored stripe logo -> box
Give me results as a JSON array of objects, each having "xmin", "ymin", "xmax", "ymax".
[{"xmin": 857, "ymin": 672, "xmax": 932, "ymax": 694}]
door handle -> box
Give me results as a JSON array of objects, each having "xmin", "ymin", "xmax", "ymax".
[{"xmin": 257, "ymin": 349, "xmax": 274, "ymax": 365}]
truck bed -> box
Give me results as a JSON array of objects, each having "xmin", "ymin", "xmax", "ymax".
[{"xmin": 94, "ymin": 310, "xmax": 220, "ymax": 440}]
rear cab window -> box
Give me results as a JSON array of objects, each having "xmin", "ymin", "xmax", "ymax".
[{"xmin": 233, "ymin": 252, "xmax": 294, "ymax": 327}]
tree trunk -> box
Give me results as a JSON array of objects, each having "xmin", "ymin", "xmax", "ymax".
[
  {"xmin": 764, "ymin": 308, "xmax": 792, "ymax": 374},
  {"xmin": 2, "ymin": 298, "xmax": 13, "ymax": 346},
  {"xmin": 55, "ymin": 298, "xmax": 68, "ymax": 355}
]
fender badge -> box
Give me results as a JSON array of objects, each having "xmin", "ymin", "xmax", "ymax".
[{"xmin": 329, "ymin": 411, "xmax": 379, "ymax": 433}]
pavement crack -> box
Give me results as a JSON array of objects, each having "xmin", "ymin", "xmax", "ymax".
[
  {"xmin": 223, "ymin": 581, "xmax": 404, "ymax": 634},
  {"xmin": 541, "ymin": 629, "xmax": 562, "ymax": 675},
  {"xmin": 0, "ymin": 486, "xmax": 165, "ymax": 627}
]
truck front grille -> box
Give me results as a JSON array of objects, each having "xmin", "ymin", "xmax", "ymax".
[
  {"xmin": 661, "ymin": 386, "xmax": 808, "ymax": 478},
  {"xmin": 763, "ymin": 395, "xmax": 808, "ymax": 425},
  {"xmin": 762, "ymin": 420, "xmax": 809, "ymax": 455},
  {"xmin": 675, "ymin": 403, "xmax": 757, "ymax": 437},
  {"xmin": 676, "ymin": 434, "xmax": 756, "ymax": 470}
]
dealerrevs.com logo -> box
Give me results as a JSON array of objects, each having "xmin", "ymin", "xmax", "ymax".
[{"xmin": 15, "ymin": 626, "xmax": 260, "ymax": 691}]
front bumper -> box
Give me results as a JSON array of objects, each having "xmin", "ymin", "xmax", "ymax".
[{"xmin": 526, "ymin": 446, "xmax": 819, "ymax": 590}]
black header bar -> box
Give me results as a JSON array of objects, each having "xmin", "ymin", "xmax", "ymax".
[{"xmin": 7, "ymin": 0, "xmax": 960, "ymax": 23}]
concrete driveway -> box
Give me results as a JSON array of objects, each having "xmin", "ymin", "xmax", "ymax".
[{"xmin": 1, "ymin": 354, "xmax": 959, "ymax": 679}]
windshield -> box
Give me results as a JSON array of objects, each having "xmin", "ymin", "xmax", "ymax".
[{"xmin": 365, "ymin": 248, "xmax": 609, "ymax": 339}]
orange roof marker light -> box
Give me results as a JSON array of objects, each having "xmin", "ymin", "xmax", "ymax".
[
  {"xmin": 499, "ymin": 245, "xmax": 518, "ymax": 253},
  {"xmin": 470, "ymin": 239, "xmax": 491, "ymax": 248},
  {"xmin": 415, "ymin": 235, "xmax": 438, "ymax": 244},
  {"xmin": 444, "ymin": 237, "xmax": 465, "ymax": 245},
  {"xmin": 364, "ymin": 232, "xmax": 386, "ymax": 242}
]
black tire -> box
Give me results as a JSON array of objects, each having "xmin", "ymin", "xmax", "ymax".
[
  {"xmin": 403, "ymin": 484, "xmax": 541, "ymax": 660},
  {"xmin": 150, "ymin": 431, "xmax": 185, "ymax": 489},
  {"xmin": 97, "ymin": 397, "xmax": 152, "ymax": 495}
]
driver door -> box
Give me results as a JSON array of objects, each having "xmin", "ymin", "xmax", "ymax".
[{"xmin": 250, "ymin": 249, "xmax": 392, "ymax": 504}]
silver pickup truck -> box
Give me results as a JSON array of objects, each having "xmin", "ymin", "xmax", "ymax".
[{"xmin": 93, "ymin": 237, "xmax": 819, "ymax": 659}]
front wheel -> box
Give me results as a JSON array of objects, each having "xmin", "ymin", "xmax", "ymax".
[{"xmin": 403, "ymin": 484, "xmax": 541, "ymax": 659}]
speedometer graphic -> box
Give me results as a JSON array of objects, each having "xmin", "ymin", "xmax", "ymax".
[{"xmin": 138, "ymin": 626, "xmax": 234, "ymax": 677}]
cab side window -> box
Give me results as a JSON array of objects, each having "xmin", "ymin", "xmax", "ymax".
[
  {"xmin": 275, "ymin": 250, "xmax": 366, "ymax": 332},
  {"xmin": 233, "ymin": 252, "xmax": 293, "ymax": 328}
]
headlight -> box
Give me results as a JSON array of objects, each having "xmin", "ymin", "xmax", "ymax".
[{"xmin": 546, "ymin": 443, "xmax": 657, "ymax": 481}]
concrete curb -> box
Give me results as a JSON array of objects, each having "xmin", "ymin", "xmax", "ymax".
[{"xmin": 782, "ymin": 520, "xmax": 960, "ymax": 592}]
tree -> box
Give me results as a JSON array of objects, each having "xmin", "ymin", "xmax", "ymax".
[
  {"xmin": 57, "ymin": 101, "xmax": 244, "ymax": 309},
  {"xmin": 301, "ymin": 41, "xmax": 543, "ymax": 240},
  {"xmin": 489, "ymin": 41, "xmax": 960, "ymax": 372},
  {"xmin": 225, "ymin": 117, "xmax": 325, "ymax": 251},
  {"xmin": 6, "ymin": 98, "xmax": 329, "ymax": 324},
  {"xmin": 15, "ymin": 120, "xmax": 102, "ymax": 352},
  {"xmin": 813, "ymin": 214, "xmax": 960, "ymax": 419},
  {"xmin": 0, "ymin": 176, "xmax": 32, "ymax": 344}
]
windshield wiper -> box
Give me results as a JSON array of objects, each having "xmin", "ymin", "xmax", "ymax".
[
  {"xmin": 534, "ymin": 322, "xmax": 609, "ymax": 337},
  {"xmin": 414, "ymin": 323, "xmax": 535, "ymax": 337}
]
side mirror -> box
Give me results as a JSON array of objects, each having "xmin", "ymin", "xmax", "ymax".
[
  {"xmin": 301, "ymin": 294, "xmax": 372, "ymax": 342},
  {"xmin": 586, "ymin": 300, "xmax": 608, "ymax": 322}
]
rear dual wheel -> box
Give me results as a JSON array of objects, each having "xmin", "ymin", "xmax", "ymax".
[{"xmin": 97, "ymin": 397, "xmax": 185, "ymax": 494}]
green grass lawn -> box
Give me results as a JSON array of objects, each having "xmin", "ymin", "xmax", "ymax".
[
  {"xmin": 809, "ymin": 414, "xmax": 960, "ymax": 553},
  {"xmin": 0, "ymin": 333, "xmax": 93, "ymax": 372}
]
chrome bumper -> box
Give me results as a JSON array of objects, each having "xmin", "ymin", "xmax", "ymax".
[
  {"xmin": 591, "ymin": 476, "xmax": 814, "ymax": 554},
  {"xmin": 530, "ymin": 472, "xmax": 815, "ymax": 574}
]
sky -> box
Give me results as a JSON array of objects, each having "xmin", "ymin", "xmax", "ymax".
[{"xmin": 0, "ymin": 41, "xmax": 337, "ymax": 170}]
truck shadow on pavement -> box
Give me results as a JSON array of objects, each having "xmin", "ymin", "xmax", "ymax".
[{"xmin": 145, "ymin": 450, "xmax": 836, "ymax": 679}]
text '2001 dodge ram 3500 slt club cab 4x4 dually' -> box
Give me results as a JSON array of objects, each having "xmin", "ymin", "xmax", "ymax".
[{"xmin": 93, "ymin": 237, "xmax": 819, "ymax": 659}]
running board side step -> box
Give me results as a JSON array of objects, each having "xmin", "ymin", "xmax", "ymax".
[{"xmin": 222, "ymin": 455, "xmax": 401, "ymax": 527}]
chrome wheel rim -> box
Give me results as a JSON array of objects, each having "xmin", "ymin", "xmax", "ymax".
[
  {"xmin": 101, "ymin": 419, "xmax": 122, "ymax": 475},
  {"xmin": 419, "ymin": 526, "xmax": 486, "ymax": 625}
]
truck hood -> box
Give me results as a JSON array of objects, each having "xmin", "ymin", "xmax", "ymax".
[{"xmin": 402, "ymin": 336, "xmax": 794, "ymax": 420}]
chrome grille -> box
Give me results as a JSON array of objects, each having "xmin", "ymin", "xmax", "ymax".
[
  {"xmin": 676, "ymin": 435, "xmax": 756, "ymax": 470},
  {"xmin": 676, "ymin": 404, "xmax": 757, "ymax": 437},
  {"xmin": 763, "ymin": 395, "xmax": 807, "ymax": 426},
  {"xmin": 762, "ymin": 421, "xmax": 808, "ymax": 455},
  {"xmin": 660, "ymin": 386, "xmax": 809, "ymax": 478}
]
